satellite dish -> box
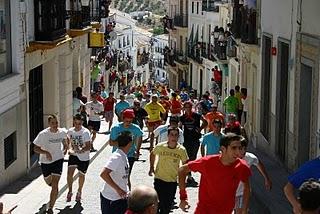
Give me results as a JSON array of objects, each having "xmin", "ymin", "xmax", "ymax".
[{"xmin": 109, "ymin": 31, "xmax": 117, "ymax": 41}]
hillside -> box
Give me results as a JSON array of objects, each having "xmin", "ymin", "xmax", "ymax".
[{"xmin": 111, "ymin": 0, "xmax": 166, "ymax": 16}]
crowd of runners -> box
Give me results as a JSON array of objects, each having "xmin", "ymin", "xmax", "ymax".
[{"xmin": 1, "ymin": 80, "xmax": 320, "ymax": 214}]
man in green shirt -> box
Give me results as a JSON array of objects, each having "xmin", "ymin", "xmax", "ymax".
[{"xmin": 223, "ymin": 89, "xmax": 239, "ymax": 116}]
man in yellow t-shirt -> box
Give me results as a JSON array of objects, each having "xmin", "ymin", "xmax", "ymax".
[
  {"xmin": 144, "ymin": 94, "xmax": 166, "ymax": 151},
  {"xmin": 149, "ymin": 127, "xmax": 188, "ymax": 214}
]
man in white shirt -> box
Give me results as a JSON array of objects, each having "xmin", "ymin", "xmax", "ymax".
[
  {"xmin": 234, "ymin": 138, "xmax": 272, "ymax": 213},
  {"xmin": 33, "ymin": 115, "xmax": 68, "ymax": 214},
  {"xmin": 100, "ymin": 131, "xmax": 133, "ymax": 214},
  {"xmin": 66, "ymin": 114, "xmax": 92, "ymax": 203},
  {"xmin": 86, "ymin": 91, "xmax": 104, "ymax": 151},
  {"xmin": 154, "ymin": 116, "xmax": 183, "ymax": 145}
]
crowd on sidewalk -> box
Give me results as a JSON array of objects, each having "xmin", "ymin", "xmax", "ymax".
[{"xmin": 1, "ymin": 76, "xmax": 320, "ymax": 214}]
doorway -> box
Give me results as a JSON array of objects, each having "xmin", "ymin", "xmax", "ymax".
[
  {"xmin": 298, "ymin": 62, "xmax": 312, "ymax": 165},
  {"xmin": 276, "ymin": 41, "xmax": 289, "ymax": 162},
  {"xmin": 29, "ymin": 66, "xmax": 44, "ymax": 157},
  {"xmin": 260, "ymin": 35, "xmax": 272, "ymax": 141}
]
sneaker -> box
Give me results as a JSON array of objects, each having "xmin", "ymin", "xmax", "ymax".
[
  {"xmin": 66, "ymin": 192, "xmax": 73, "ymax": 202},
  {"xmin": 187, "ymin": 177, "xmax": 198, "ymax": 187},
  {"xmin": 47, "ymin": 208, "xmax": 53, "ymax": 214},
  {"xmin": 90, "ymin": 148, "xmax": 97, "ymax": 152},
  {"xmin": 75, "ymin": 192, "xmax": 81, "ymax": 202}
]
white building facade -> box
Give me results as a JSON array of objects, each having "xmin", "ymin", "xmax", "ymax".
[
  {"xmin": 219, "ymin": 0, "xmax": 320, "ymax": 171},
  {"xmin": 188, "ymin": 0, "xmax": 222, "ymax": 96},
  {"xmin": 153, "ymin": 34, "xmax": 168, "ymax": 83},
  {"xmin": 0, "ymin": 0, "xmax": 103, "ymax": 189}
]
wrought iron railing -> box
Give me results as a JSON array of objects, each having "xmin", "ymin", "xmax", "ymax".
[
  {"xmin": 34, "ymin": 0, "xmax": 66, "ymax": 41},
  {"xmin": 232, "ymin": 4, "xmax": 257, "ymax": 44},
  {"xmin": 173, "ymin": 15, "xmax": 188, "ymax": 28}
]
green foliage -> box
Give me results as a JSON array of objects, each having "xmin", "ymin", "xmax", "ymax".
[{"xmin": 152, "ymin": 26, "xmax": 164, "ymax": 35}]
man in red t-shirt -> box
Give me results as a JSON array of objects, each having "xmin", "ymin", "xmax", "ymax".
[
  {"xmin": 159, "ymin": 95, "xmax": 171, "ymax": 122},
  {"xmin": 103, "ymin": 92, "xmax": 117, "ymax": 132},
  {"xmin": 178, "ymin": 133, "xmax": 251, "ymax": 214},
  {"xmin": 212, "ymin": 66, "xmax": 222, "ymax": 93},
  {"xmin": 170, "ymin": 92, "xmax": 182, "ymax": 117}
]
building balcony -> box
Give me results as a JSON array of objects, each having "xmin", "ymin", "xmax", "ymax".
[
  {"xmin": 232, "ymin": 5, "xmax": 258, "ymax": 44},
  {"xmin": 162, "ymin": 16, "xmax": 174, "ymax": 33},
  {"xmin": 188, "ymin": 45, "xmax": 203, "ymax": 64},
  {"xmin": 69, "ymin": 2, "xmax": 91, "ymax": 29},
  {"xmin": 164, "ymin": 48, "xmax": 176, "ymax": 67},
  {"xmin": 173, "ymin": 15, "xmax": 188, "ymax": 28},
  {"xmin": 34, "ymin": 0, "xmax": 66, "ymax": 41},
  {"xmin": 137, "ymin": 52, "xmax": 150, "ymax": 66},
  {"xmin": 202, "ymin": 0, "xmax": 219, "ymax": 12},
  {"xmin": 174, "ymin": 50, "xmax": 188, "ymax": 65}
]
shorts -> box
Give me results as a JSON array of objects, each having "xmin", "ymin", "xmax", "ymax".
[
  {"xmin": 234, "ymin": 195, "xmax": 243, "ymax": 209},
  {"xmin": 104, "ymin": 111, "xmax": 114, "ymax": 122},
  {"xmin": 88, "ymin": 120, "xmax": 101, "ymax": 132},
  {"xmin": 184, "ymin": 140, "xmax": 200, "ymax": 161},
  {"xmin": 41, "ymin": 159, "xmax": 64, "ymax": 178},
  {"xmin": 68, "ymin": 155, "xmax": 90, "ymax": 174},
  {"xmin": 147, "ymin": 120, "xmax": 162, "ymax": 131}
]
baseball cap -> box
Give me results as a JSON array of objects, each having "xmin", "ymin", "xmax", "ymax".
[{"xmin": 122, "ymin": 109, "xmax": 135, "ymax": 119}]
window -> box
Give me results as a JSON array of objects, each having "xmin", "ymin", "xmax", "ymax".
[
  {"xmin": 4, "ymin": 132, "xmax": 17, "ymax": 169},
  {"xmin": 196, "ymin": 2, "xmax": 199, "ymax": 14},
  {"xmin": 0, "ymin": 0, "xmax": 11, "ymax": 77},
  {"xmin": 118, "ymin": 40, "xmax": 121, "ymax": 48},
  {"xmin": 127, "ymin": 35, "xmax": 130, "ymax": 46},
  {"xmin": 123, "ymin": 37, "xmax": 126, "ymax": 47},
  {"xmin": 192, "ymin": 2, "xmax": 194, "ymax": 13},
  {"xmin": 157, "ymin": 70, "xmax": 160, "ymax": 76},
  {"xmin": 162, "ymin": 73, "xmax": 165, "ymax": 78}
]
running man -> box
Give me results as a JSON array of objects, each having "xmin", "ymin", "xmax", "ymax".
[
  {"xmin": 234, "ymin": 138, "xmax": 272, "ymax": 214},
  {"xmin": 100, "ymin": 132, "xmax": 133, "ymax": 214},
  {"xmin": 149, "ymin": 127, "xmax": 188, "ymax": 214},
  {"xmin": 180, "ymin": 101, "xmax": 208, "ymax": 185},
  {"xmin": 144, "ymin": 94, "xmax": 166, "ymax": 151},
  {"xmin": 109, "ymin": 109, "xmax": 143, "ymax": 189},
  {"xmin": 66, "ymin": 114, "xmax": 92, "ymax": 202},
  {"xmin": 33, "ymin": 115, "xmax": 68, "ymax": 214},
  {"xmin": 154, "ymin": 116, "xmax": 183, "ymax": 145},
  {"xmin": 86, "ymin": 91, "xmax": 104, "ymax": 151},
  {"xmin": 103, "ymin": 92, "xmax": 117, "ymax": 132},
  {"xmin": 204, "ymin": 103, "xmax": 224, "ymax": 132},
  {"xmin": 200, "ymin": 119, "xmax": 224, "ymax": 157},
  {"xmin": 115, "ymin": 94, "xmax": 130, "ymax": 122},
  {"xmin": 178, "ymin": 133, "xmax": 252, "ymax": 214}
]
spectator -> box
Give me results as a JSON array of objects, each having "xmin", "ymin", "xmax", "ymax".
[
  {"xmin": 125, "ymin": 185, "xmax": 158, "ymax": 214},
  {"xmin": 298, "ymin": 179, "xmax": 320, "ymax": 214},
  {"xmin": 284, "ymin": 156, "xmax": 320, "ymax": 214}
]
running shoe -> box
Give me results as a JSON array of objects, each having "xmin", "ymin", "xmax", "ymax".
[
  {"xmin": 66, "ymin": 192, "xmax": 73, "ymax": 202},
  {"xmin": 75, "ymin": 192, "xmax": 81, "ymax": 202}
]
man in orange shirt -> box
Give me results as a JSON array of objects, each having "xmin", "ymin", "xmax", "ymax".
[{"xmin": 205, "ymin": 104, "xmax": 224, "ymax": 132}]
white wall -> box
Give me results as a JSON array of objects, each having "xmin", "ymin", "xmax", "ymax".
[
  {"xmin": 301, "ymin": 0, "xmax": 320, "ymax": 36},
  {"xmin": 261, "ymin": 0, "xmax": 298, "ymax": 133}
]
